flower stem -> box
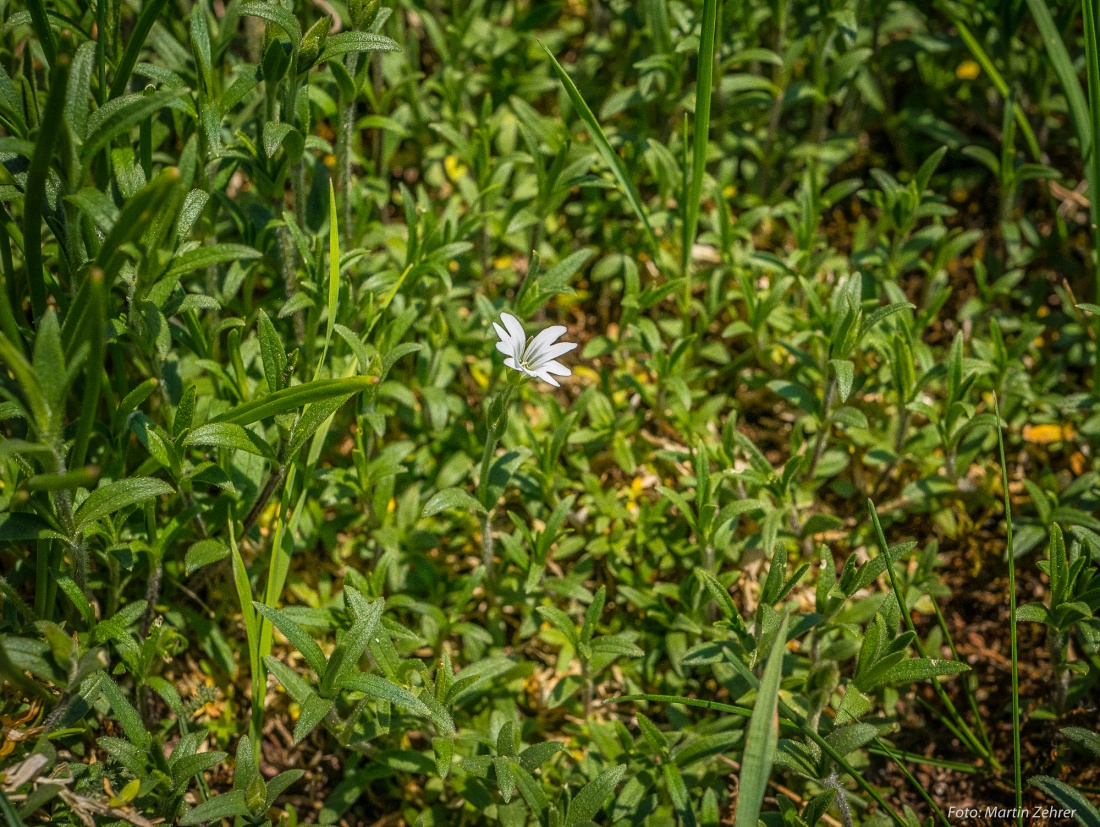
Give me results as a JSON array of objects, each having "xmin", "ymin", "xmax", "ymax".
[{"xmin": 476, "ymin": 385, "xmax": 516, "ymax": 577}]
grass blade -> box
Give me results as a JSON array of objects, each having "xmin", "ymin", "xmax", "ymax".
[
  {"xmin": 994, "ymin": 394, "xmax": 1023, "ymax": 825},
  {"xmin": 542, "ymin": 44, "xmax": 658, "ymax": 256},
  {"xmin": 229, "ymin": 523, "xmax": 264, "ymax": 755},
  {"xmin": 1025, "ymin": 0, "xmax": 1091, "ymax": 153},
  {"xmin": 211, "ymin": 376, "xmax": 376, "ymax": 425},
  {"xmin": 941, "ymin": 9, "xmax": 1041, "ymax": 160},
  {"xmin": 68, "ymin": 269, "xmax": 105, "ymax": 469},
  {"xmin": 1083, "ymin": 0, "xmax": 1100, "ymax": 387},
  {"xmin": 734, "ymin": 613, "xmax": 788, "ymax": 827},
  {"xmin": 25, "ymin": 0, "xmax": 55, "ymax": 66},
  {"xmin": 108, "ymin": 0, "xmax": 172, "ymax": 98},
  {"xmin": 24, "ymin": 52, "xmax": 69, "ymax": 320},
  {"xmin": 681, "ymin": 0, "xmax": 718, "ymax": 309},
  {"xmin": 314, "ymin": 181, "xmax": 341, "ymax": 380}
]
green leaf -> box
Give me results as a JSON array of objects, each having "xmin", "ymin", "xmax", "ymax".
[
  {"xmin": 24, "ymin": 53, "xmax": 69, "ymax": 318},
  {"xmin": 183, "ymin": 423, "xmax": 277, "ymax": 461},
  {"xmin": 829, "ymin": 359, "xmax": 854, "ymax": 403},
  {"xmin": 81, "ymin": 91, "xmax": 181, "ymax": 168},
  {"xmin": 422, "ymin": 487, "xmax": 487, "ymax": 517},
  {"xmin": 171, "ymin": 751, "xmax": 227, "ymax": 789},
  {"xmin": 863, "ymin": 658, "xmax": 969, "ymax": 690},
  {"xmin": 0, "ymin": 512, "xmax": 61, "ymax": 542},
  {"xmin": 293, "ymin": 692, "xmax": 334, "ymax": 743},
  {"xmin": 1025, "ymin": 0, "xmax": 1092, "ymax": 155},
  {"xmin": 212, "ymin": 377, "xmax": 377, "ymax": 426},
  {"xmin": 542, "ymin": 45, "xmax": 657, "ymax": 254},
  {"xmin": 239, "ymin": 2, "xmax": 302, "ymax": 48},
  {"xmin": 734, "ymin": 613, "xmax": 788, "ymax": 827},
  {"xmin": 338, "ymin": 673, "xmax": 431, "ymax": 717},
  {"xmin": 253, "ymin": 604, "xmax": 327, "ymax": 675},
  {"xmin": 257, "ymin": 310, "xmax": 288, "ymax": 393},
  {"xmin": 319, "ymin": 31, "xmax": 401, "ymax": 62},
  {"xmin": 179, "ymin": 791, "xmax": 251, "ymax": 825},
  {"xmin": 1049, "ymin": 523, "xmax": 1067, "ymax": 608},
  {"xmin": 589, "ymin": 634, "xmax": 644, "ymax": 657},
  {"xmin": 167, "ymin": 244, "xmax": 261, "ymax": 278},
  {"xmin": 1062, "ymin": 727, "xmax": 1100, "ymax": 759},
  {"xmin": 859, "ymin": 301, "xmax": 914, "ymax": 337},
  {"xmin": 265, "ymin": 770, "xmax": 304, "ymax": 809},
  {"xmin": 824, "ymin": 723, "xmax": 878, "ymax": 757},
  {"xmin": 1015, "ymin": 602, "xmax": 1049, "ymax": 623},
  {"xmin": 564, "ymin": 764, "xmax": 627, "ymax": 827},
  {"xmin": 100, "ymin": 676, "xmax": 150, "ymax": 749},
  {"xmin": 697, "ymin": 569, "xmax": 749, "ymax": 635},
  {"xmin": 1029, "ymin": 776, "xmax": 1100, "ymax": 827},
  {"xmin": 73, "ymin": 478, "xmax": 174, "ymax": 533},
  {"xmin": 518, "ymin": 741, "xmax": 563, "ymax": 772},
  {"xmin": 263, "ymin": 122, "xmax": 304, "ymax": 160}
]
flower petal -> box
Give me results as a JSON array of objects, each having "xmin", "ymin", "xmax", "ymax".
[
  {"xmin": 534, "ymin": 369, "xmax": 561, "ymax": 387},
  {"xmin": 523, "ymin": 325, "xmax": 567, "ymax": 363},
  {"xmin": 500, "ymin": 313, "xmax": 527, "ymax": 346},
  {"xmin": 531, "ymin": 341, "xmax": 577, "ymax": 365},
  {"xmin": 539, "ymin": 360, "xmax": 571, "ymax": 377}
]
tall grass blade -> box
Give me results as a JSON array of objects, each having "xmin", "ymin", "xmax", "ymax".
[
  {"xmin": 69, "ymin": 269, "xmax": 105, "ymax": 469},
  {"xmin": 944, "ymin": 11, "xmax": 1041, "ymax": 160},
  {"xmin": 542, "ymin": 44, "xmax": 659, "ymax": 256},
  {"xmin": 25, "ymin": 0, "xmax": 55, "ymax": 66},
  {"xmin": 24, "ymin": 53, "xmax": 69, "ymax": 320},
  {"xmin": 994, "ymin": 394, "xmax": 1023, "ymax": 825},
  {"xmin": 681, "ymin": 0, "xmax": 719, "ymax": 310},
  {"xmin": 734, "ymin": 614, "xmax": 788, "ymax": 827},
  {"xmin": 108, "ymin": 0, "xmax": 172, "ymax": 98},
  {"xmin": 229, "ymin": 523, "xmax": 264, "ymax": 757},
  {"xmin": 1083, "ymin": 0, "xmax": 1100, "ymax": 387},
  {"xmin": 314, "ymin": 181, "xmax": 341, "ymax": 380},
  {"xmin": 1025, "ymin": 0, "xmax": 1091, "ymax": 153}
]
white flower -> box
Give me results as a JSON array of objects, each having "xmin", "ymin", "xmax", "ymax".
[{"xmin": 493, "ymin": 312, "xmax": 577, "ymax": 387}]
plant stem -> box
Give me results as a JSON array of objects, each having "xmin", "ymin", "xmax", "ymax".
[{"xmin": 476, "ymin": 385, "xmax": 515, "ymax": 577}]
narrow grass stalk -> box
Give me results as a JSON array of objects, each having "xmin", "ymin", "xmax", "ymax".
[
  {"xmin": 1025, "ymin": 0, "xmax": 1090, "ymax": 153},
  {"xmin": 543, "ymin": 45, "xmax": 659, "ymax": 256},
  {"xmin": 865, "ymin": 746, "xmax": 985, "ymax": 774},
  {"xmin": 229, "ymin": 523, "xmax": 263, "ymax": 757},
  {"xmin": 70, "ymin": 270, "xmax": 106, "ymax": 469},
  {"xmin": 874, "ymin": 739, "xmax": 951, "ymax": 827},
  {"xmin": 680, "ymin": 0, "xmax": 718, "ymax": 314},
  {"xmin": 1083, "ymin": 0, "xmax": 1100, "ymax": 388},
  {"xmin": 994, "ymin": 394, "xmax": 1023, "ymax": 826},
  {"xmin": 24, "ymin": 53, "xmax": 70, "ymax": 320},
  {"xmin": 867, "ymin": 500, "xmax": 1003, "ymax": 770},
  {"xmin": 927, "ymin": 596, "xmax": 995, "ymax": 755},
  {"xmin": 944, "ymin": 11, "xmax": 1042, "ymax": 161}
]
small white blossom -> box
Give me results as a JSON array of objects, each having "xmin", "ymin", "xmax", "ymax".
[{"xmin": 493, "ymin": 312, "xmax": 577, "ymax": 387}]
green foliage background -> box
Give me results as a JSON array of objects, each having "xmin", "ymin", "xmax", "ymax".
[{"xmin": 2, "ymin": 0, "xmax": 1100, "ymax": 825}]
